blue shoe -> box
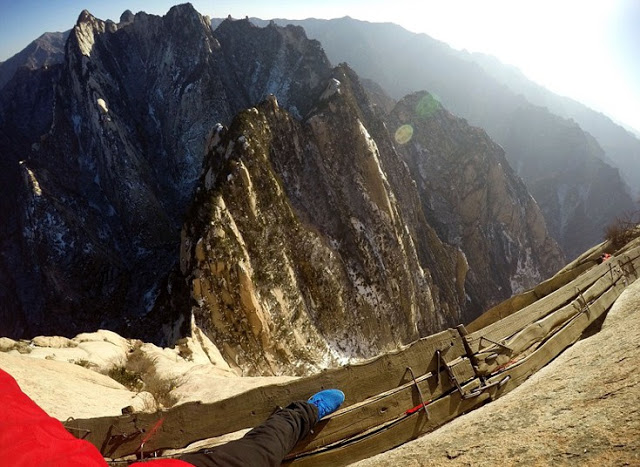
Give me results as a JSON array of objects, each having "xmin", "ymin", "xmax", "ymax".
[{"xmin": 308, "ymin": 389, "xmax": 345, "ymax": 419}]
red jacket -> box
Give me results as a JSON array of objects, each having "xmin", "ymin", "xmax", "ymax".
[{"xmin": 0, "ymin": 367, "xmax": 191, "ymax": 467}]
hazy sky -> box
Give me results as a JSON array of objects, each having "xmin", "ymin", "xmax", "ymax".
[{"xmin": 0, "ymin": 0, "xmax": 638, "ymax": 132}]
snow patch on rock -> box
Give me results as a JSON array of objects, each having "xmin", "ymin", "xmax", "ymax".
[{"xmin": 320, "ymin": 78, "xmax": 341, "ymax": 100}]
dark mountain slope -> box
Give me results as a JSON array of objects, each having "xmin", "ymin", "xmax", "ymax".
[
  {"xmin": 0, "ymin": 31, "xmax": 69, "ymax": 90},
  {"xmin": 0, "ymin": 7, "xmax": 330, "ymax": 340}
]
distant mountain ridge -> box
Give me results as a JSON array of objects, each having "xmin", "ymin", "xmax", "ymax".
[
  {"xmin": 5, "ymin": 16, "xmax": 635, "ymax": 261},
  {"xmin": 237, "ymin": 16, "xmax": 638, "ymax": 258},
  {"xmin": 0, "ymin": 31, "xmax": 69, "ymax": 90},
  {"xmin": 466, "ymin": 50, "xmax": 640, "ymax": 197}
]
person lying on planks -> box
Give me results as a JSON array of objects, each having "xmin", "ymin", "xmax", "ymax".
[{"xmin": 0, "ymin": 367, "xmax": 344, "ymax": 467}]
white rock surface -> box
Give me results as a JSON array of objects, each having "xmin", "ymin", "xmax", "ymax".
[
  {"xmin": 7, "ymin": 329, "xmax": 131, "ymax": 374},
  {"xmin": 0, "ymin": 352, "xmax": 153, "ymax": 420},
  {"xmin": 0, "ymin": 326, "xmax": 295, "ymax": 419}
]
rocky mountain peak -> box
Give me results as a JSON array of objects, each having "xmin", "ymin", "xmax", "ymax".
[
  {"xmin": 119, "ymin": 10, "xmax": 134, "ymax": 25},
  {"xmin": 0, "ymin": 31, "xmax": 68, "ymax": 90},
  {"xmin": 165, "ymin": 2, "xmax": 210, "ymax": 30},
  {"xmin": 76, "ymin": 9, "xmax": 96, "ymax": 25},
  {"xmin": 70, "ymin": 9, "xmax": 108, "ymax": 58},
  {"xmin": 1, "ymin": 7, "xmax": 564, "ymax": 377},
  {"xmin": 176, "ymin": 60, "xmax": 564, "ymax": 374}
]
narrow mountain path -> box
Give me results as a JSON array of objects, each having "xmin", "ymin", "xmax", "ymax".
[{"xmin": 352, "ymin": 279, "xmax": 640, "ymax": 466}]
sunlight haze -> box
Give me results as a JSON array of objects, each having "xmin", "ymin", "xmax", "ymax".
[{"xmin": 0, "ymin": 0, "xmax": 638, "ymax": 132}]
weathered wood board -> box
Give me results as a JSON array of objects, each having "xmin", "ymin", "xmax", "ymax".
[
  {"xmin": 290, "ymin": 358, "xmax": 475, "ymax": 455},
  {"xmin": 484, "ymin": 276, "xmax": 628, "ymax": 397},
  {"xmin": 67, "ymin": 329, "xmax": 466, "ymax": 457},
  {"xmin": 284, "ymin": 380, "xmax": 489, "ymax": 467},
  {"xmin": 474, "ymin": 272, "xmax": 627, "ymax": 375},
  {"xmin": 467, "ymin": 247, "xmax": 640, "ymax": 353},
  {"xmin": 466, "ymin": 260, "xmax": 595, "ymax": 333},
  {"xmin": 556, "ymin": 240, "xmax": 610, "ymax": 275}
]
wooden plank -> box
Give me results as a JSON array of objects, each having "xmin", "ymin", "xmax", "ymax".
[
  {"xmin": 284, "ymin": 380, "xmax": 489, "ymax": 467},
  {"xmin": 614, "ymin": 235, "xmax": 640, "ymax": 256},
  {"xmin": 474, "ymin": 271, "xmax": 625, "ymax": 375},
  {"xmin": 506, "ymin": 273, "xmax": 621, "ymax": 354},
  {"xmin": 467, "ymin": 247, "xmax": 640, "ymax": 353},
  {"xmin": 465, "ymin": 290, "xmax": 538, "ymax": 334},
  {"xmin": 290, "ymin": 358, "xmax": 475, "ymax": 455},
  {"xmin": 67, "ymin": 328, "xmax": 466, "ymax": 458},
  {"xmin": 532, "ymin": 261, "xmax": 595, "ymax": 298},
  {"xmin": 466, "ymin": 260, "xmax": 594, "ymax": 334},
  {"xmin": 556, "ymin": 240, "xmax": 610, "ymax": 275},
  {"xmin": 484, "ymin": 273, "xmax": 631, "ymax": 398}
]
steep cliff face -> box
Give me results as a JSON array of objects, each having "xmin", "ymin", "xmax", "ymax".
[
  {"xmin": 2, "ymin": 7, "xmax": 563, "ymax": 375},
  {"xmin": 181, "ymin": 73, "xmax": 458, "ymax": 375},
  {"xmin": 180, "ymin": 67, "xmax": 563, "ymax": 375},
  {"xmin": 261, "ymin": 17, "xmax": 636, "ymax": 259},
  {"xmin": 0, "ymin": 7, "xmax": 330, "ymax": 340},
  {"xmin": 390, "ymin": 93, "xmax": 564, "ymax": 305}
]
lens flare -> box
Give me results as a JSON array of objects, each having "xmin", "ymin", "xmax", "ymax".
[
  {"xmin": 415, "ymin": 94, "xmax": 439, "ymax": 119},
  {"xmin": 394, "ymin": 124, "xmax": 414, "ymax": 144}
]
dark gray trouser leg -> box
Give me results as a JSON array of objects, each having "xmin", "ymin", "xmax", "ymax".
[{"xmin": 179, "ymin": 401, "xmax": 319, "ymax": 467}]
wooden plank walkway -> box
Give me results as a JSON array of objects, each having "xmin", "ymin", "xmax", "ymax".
[
  {"xmin": 69, "ymin": 328, "xmax": 467, "ymax": 458},
  {"xmin": 73, "ymin": 238, "xmax": 640, "ymax": 466}
]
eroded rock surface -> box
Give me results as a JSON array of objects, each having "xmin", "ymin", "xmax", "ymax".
[
  {"xmin": 181, "ymin": 67, "xmax": 563, "ymax": 375},
  {"xmin": 0, "ymin": 325, "xmax": 293, "ymax": 417},
  {"xmin": 1, "ymin": 7, "xmax": 563, "ymax": 376},
  {"xmin": 391, "ymin": 92, "xmax": 564, "ymax": 307}
]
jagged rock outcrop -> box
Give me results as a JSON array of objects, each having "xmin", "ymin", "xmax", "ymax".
[
  {"xmin": 180, "ymin": 65, "xmax": 563, "ymax": 375},
  {"xmin": 390, "ymin": 92, "xmax": 564, "ymax": 304},
  {"xmin": 181, "ymin": 76, "xmax": 455, "ymax": 374},
  {"xmin": 257, "ymin": 17, "xmax": 637, "ymax": 259},
  {"xmin": 2, "ymin": 7, "xmax": 563, "ymax": 376},
  {"xmin": 0, "ymin": 6, "xmax": 330, "ymax": 341}
]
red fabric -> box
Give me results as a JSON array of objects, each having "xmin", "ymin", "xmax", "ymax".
[
  {"xmin": 131, "ymin": 461, "xmax": 192, "ymax": 466},
  {"xmin": 0, "ymin": 368, "xmax": 192, "ymax": 467},
  {"xmin": 0, "ymin": 367, "xmax": 107, "ymax": 466}
]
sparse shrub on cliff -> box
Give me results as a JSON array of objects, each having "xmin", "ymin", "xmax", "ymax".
[
  {"xmin": 107, "ymin": 366, "xmax": 143, "ymax": 391},
  {"xmin": 604, "ymin": 211, "xmax": 640, "ymax": 250},
  {"xmin": 144, "ymin": 376, "xmax": 180, "ymax": 408}
]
